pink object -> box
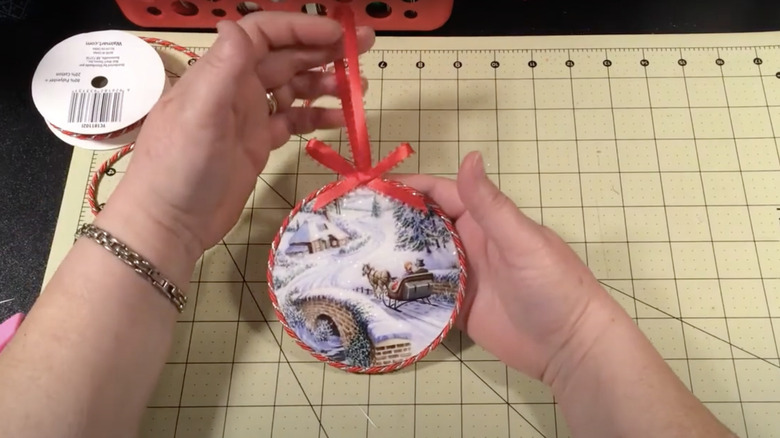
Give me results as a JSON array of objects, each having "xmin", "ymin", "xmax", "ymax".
[{"xmin": 0, "ymin": 313, "xmax": 24, "ymax": 352}]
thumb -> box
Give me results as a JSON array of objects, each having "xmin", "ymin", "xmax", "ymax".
[
  {"xmin": 456, "ymin": 151, "xmax": 542, "ymax": 246},
  {"xmin": 204, "ymin": 20, "xmax": 256, "ymax": 74}
]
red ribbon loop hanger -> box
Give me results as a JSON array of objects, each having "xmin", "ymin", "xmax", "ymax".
[{"xmin": 305, "ymin": 6, "xmax": 426, "ymax": 211}]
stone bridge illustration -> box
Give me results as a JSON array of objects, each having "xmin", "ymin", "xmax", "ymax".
[{"xmin": 292, "ymin": 289, "xmax": 413, "ymax": 367}]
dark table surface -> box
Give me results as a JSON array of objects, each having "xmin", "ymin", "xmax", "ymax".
[{"xmin": 2, "ymin": 0, "xmax": 780, "ymax": 321}]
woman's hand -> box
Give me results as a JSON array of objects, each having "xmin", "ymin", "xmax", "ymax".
[
  {"xmin": 398, "ymin": 152, "xmax": 736, "ymax": 438},
  {"xmin": 395, "ymin": 151, "xmax": 614, "ymax": 383},
  {"xmin": 101, "ymin": 13, "xmax": 375, "ymax": 262}
]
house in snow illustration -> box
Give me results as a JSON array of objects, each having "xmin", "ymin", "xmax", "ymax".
[{"xmin": 285, "ymin": 216, "xmax": 350, "ymax": 255}]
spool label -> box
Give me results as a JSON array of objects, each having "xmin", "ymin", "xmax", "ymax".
[{"xmin": 31, "ymin": 30, "xmax": 166, "ymax": 135}]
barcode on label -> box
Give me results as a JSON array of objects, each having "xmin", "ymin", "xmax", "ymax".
[{"xmin": 67, "ymin": 89, "xmax": 124, "ymax": 124}]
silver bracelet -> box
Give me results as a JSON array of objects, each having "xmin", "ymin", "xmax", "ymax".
[{"xmin": 75, "ymin": 223, "xmax": 187, "ymax": 312}]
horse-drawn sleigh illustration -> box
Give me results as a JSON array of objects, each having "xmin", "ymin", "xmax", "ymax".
[
  {"xmin": 383, "ymin": 270, "xmax": 434, "ymax": 310},
  {"xmin": 362, "ymin": 260, "xmax": 435, "ymax": 310}
]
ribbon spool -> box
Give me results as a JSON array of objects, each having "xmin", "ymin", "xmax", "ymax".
[
  {"xmin": 30, "ymin": 30, "xmax": 201, "ymax": 214},
  {"xmin": 30, "ymin": 30, "xmax": 181, "ymax": 151},
  {"xmin": 267, "ymin": 6, "xmax": 466, "ymax": 374},
  {"xmin": 33, "ymin": 29, "xmax": 322, "ymax": 215}
]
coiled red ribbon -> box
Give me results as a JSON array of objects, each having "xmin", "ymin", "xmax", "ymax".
[{"xmin": 305, "ymin": 6, "xmax": 427, "ymax": 211}]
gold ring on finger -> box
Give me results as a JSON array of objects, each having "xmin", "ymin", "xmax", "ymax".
[{"xmin": 266, "ymin": 91, "xmax": 278, "ymax": 116}]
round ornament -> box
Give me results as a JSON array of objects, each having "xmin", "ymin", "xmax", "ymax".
[
  {"xmin": 268, "ymin": 183, "xmax": 465, "ymax": 373},
  {"xmin": 267, "ymin": 6, "xmax": 466, "ymax": 373}
]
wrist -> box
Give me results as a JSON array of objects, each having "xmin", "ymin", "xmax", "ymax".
[
  {"xmin": 92, "ymin": 191, "xmax": 201, "ymax": 291},
  {"xmin": 541, "ymin": 286, "xmax": 631, "ymax": 394},
  {"xmin": 539, "ymin": 288, "xmax": 737, "ymax": 438}
]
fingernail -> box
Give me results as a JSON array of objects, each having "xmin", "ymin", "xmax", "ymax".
[{"xmin": 472, "ymin": 151, "xmax": 485, "ymax": 178}]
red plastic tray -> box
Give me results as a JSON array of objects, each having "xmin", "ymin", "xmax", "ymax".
[{"xmin": 116, "ymin": 1, "xmax": 453, "ymax": 31}]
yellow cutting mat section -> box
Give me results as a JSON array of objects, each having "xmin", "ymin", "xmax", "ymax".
[{"xmin": 43, "ymin": 30, "xmax": 780, "ymax": 438}]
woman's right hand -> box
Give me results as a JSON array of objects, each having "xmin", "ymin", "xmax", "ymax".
[{"xmin": 396, "ymin": 151, "xmax": 618, "ymax": 384}]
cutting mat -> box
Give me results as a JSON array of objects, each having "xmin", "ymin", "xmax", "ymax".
[{"xmin": 41, "ymin": 30, "xmax": 780, "ymax": 438}]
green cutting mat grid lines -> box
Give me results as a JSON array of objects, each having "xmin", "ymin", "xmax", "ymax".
[{"xmin": 78, "ymin": 45, "xmax": 780, "ymax": 438}]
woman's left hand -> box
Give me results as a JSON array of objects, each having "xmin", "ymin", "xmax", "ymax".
[{"xmin": 99, "ymin": 12, "xmax": 375, "ymax": 265}]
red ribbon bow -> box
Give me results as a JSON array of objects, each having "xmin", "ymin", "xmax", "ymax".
[{"xmin": 305, "ymin": 6, "xmax": 427, "ymax": 211}]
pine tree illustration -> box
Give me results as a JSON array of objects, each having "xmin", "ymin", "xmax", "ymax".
[
  {"xmin": 314, "ymin": 318, "xmax": 335, "ymax": 342},
  {"xmin": 393, "ymin": 205, "xmax": 435, "ymax": 253},
  {"xmin": 344, "ymin": 331, "xmax": 372, "ymax": 367},
  {"xmin": 421, "ymin": 212, "xmax": 443, "ymax": 249},
  {"xmin": 341, "ymin": 303, "xmax": 374, "ymax": 367},
  {"xmin": 371, "ymin": 195, "xmax": 381, "ymax": 218},
  {"xmin": 435, "ymin": 216, "xmax": 452, "ymax": 247}
]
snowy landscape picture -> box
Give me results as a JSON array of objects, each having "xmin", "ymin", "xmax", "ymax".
[{"xmin": 269, "ymin": 186, "xmax": 463, "ymax": 369}]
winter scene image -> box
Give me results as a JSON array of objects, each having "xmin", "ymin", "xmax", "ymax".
[{"xmin": 270, "ymin": 186, "xmax": 462, "ymax": 368}]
